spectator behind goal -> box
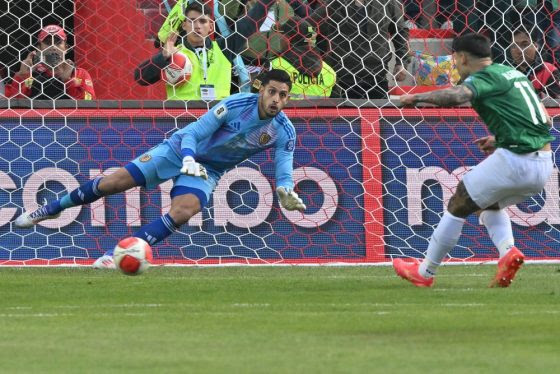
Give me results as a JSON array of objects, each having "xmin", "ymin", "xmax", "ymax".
[
  {"xmin": 5, "ymin": 25, "xmax": 95, "ymax": 100},
  {"xmin": 135, "ymin": 0, "xmax": 275, "ymax": 100},
  {"xmin": 269, "ymin": 16, "xmax": 336, "ymax": 99},
  {"xmin": 510, "ymin": 28, "xmax": 560, "ymax": 99},
  {"xmin": 318, "ymin": 0, "xmax": 410, "ymax": 100}
]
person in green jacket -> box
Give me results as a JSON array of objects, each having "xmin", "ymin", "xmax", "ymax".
[
  {"xmin": 135, "ymin": 0, "xmax": 275, "ymax": 100},
  {"xmin": 269, "ymin": 16, "xmax": 336, "ymax": 99}
]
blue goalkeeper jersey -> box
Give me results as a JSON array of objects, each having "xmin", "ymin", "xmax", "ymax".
[{"xmin": 164, "ymin": 93, "xmax": 297, "ymax": 189}]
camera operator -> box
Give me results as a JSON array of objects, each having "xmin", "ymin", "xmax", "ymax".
[{"xmin": 5, "ymin": 25, "xmax": 96, "ymax": 100}]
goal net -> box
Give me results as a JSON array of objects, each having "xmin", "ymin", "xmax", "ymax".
[{"xmin": 1, "ymin": 0, "xmax": 559, "ymax": 265}]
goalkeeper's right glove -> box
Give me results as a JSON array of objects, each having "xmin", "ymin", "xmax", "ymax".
[
  {"xmin": 181, "ymin": 156, "xmax": 208, "ymax": 180},
  {"xmin": 277, "ymin": 186, "xmax": 306, "ymax": 212}
]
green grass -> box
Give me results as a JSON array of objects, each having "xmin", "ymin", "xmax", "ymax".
[{"xmin": 1, "ymin": 265, "xmax": 560, "ymax": 373}]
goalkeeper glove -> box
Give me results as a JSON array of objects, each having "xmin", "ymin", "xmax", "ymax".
[
  {"xmin": 181, "ymin": 156, "xmax": 208, "ymax": 180},
  {"xmin": 277, "ymin": 186, "xmax": 306, "ymax": 212}
]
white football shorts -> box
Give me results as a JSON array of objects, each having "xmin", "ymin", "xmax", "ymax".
[{"xmin": 463, "ymin": 147, "xmax": 554, "ymax": 209}]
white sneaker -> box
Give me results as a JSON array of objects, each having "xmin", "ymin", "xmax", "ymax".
[
  {"xmin": 440, "ymin": 20, "xmax": 453, "ymax": 30},
  {"xmin": 404, "ymin": 20, "xmax": 417, "ymax": 30},
  {"xmin": 14, "ymin": 206, "xmax": 61, "ymax": 228},
  {"xmin": 92, "ymin": 254, "xmax": 116, "ymax": 269}
]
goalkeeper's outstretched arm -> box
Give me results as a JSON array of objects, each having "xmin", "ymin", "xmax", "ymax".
[{"xmin": 400, "ymin": 85, "xmax": 474, "ymax": 107}]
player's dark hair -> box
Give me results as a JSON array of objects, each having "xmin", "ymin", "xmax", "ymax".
[
  {"xmin": 184, "ymin": 0, "xmax": 212, "ymax": 16},
  {"xmin": 259, "ymin": 69, "xmax": 293, "ymax": 91},
  {"xmin": 512, "ymin": 27, "xmax": 537, "ymax": 44},
  {"xmin": 452, "ymin": 33, "xmax": 492, "ymax": 59}
]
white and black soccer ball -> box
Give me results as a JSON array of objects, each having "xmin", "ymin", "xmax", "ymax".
[
  {"xmin": 113, "ymin": 237, "xmax": 153, "ymax": 276},
  {"xmin": 161, "ymin": 52, "xmax": 193, "ymax": 86}
]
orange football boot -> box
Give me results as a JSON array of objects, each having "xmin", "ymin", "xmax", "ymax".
[
  {"xmin": 393, "ymin": 258, "xmax": 434, "ymax": 287},
  {"xmin": 489, "ymin": 247, "xmax": 525, "ymax": 288}
]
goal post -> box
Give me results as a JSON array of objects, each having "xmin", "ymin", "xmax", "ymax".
[{"xmin": 1, "ymin": 0, "xmax": 560, "ymax": 265}]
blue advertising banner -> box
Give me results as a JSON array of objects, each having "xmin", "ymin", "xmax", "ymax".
[
  {"xmin": 381, "ymin": 112, "xmax": 560, "ymax": 261},
  {"xmin": 0, "ymin": 109, "xmax": 367, "ymax": 265},
  {"xmin": 1, "ymin": 107, "xmax": 558, "ymax": 265}
]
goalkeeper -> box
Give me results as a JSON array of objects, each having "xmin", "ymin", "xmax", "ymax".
[
  {"xmin": 14, "ymin": 69, "xmax": 306, "ymax": 269},
  {"xmin": 395, "ymin": 33, "xmax": 554, "ymax": 288}
]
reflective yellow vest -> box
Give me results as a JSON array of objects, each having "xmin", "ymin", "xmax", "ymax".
[
  {"xmin": 270, "ymin": 57, "xmax": 336, "ymax": 99},
  {"xmin": 166, "ymin": 41, "xmax": 232, "ymax": 100}
]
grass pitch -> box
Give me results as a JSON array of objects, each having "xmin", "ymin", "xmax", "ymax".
[{"xmin": 1, "ymin": 265, "xmax": 560, "ymax": 373}]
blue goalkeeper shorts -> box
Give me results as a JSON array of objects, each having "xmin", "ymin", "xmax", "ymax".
[{"xmin": 125, "ymin": 143, "xmax": 218, "ymax": 208}]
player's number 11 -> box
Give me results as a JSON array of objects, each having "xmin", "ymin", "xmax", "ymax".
[{"xmin": 514, "ymin": 81, "xmax": 547, "ymax": 125}]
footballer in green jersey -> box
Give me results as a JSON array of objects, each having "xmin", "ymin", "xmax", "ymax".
[{"xmin": 395, "ymin": 33, "xmax": 555, "ymax": 288}]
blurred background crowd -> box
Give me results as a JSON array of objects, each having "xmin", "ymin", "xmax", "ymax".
[{"xmin": 1, "ymin": 0, "xmax": 559, "ymax": 102}]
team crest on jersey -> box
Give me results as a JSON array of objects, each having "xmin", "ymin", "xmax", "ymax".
[
  {"xmin": 259, "ymin": 133, "xmax": 272, "ymax": 145},
  {"xmin": 214, "ymin": 104, "xmax": 227, "ymax": 119},
  {"xmin": 139, "ymin": 154, "xmax": 152, "ymax": 162},
  {"xmin": 285, "ymin": 139, "xmax": 295, "ymax": 151}
]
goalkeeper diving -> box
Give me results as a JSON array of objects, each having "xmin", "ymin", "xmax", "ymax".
[{"xmin": 14, "ymin": 69, "xmax": 306, "ymax": 269}]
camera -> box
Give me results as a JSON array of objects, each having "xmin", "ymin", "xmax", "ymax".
[{"xmin": 43, "ymin": 51, "xmax": 62, "ymax": 67}]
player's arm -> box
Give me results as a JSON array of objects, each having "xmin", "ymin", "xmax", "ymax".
[
  {"xmin": 177, "ymin": 103, "xmax": 228, "ymax": 179},
  {"xmin": 540, "ymin": 102, "xmax": 553, "ymax": 127},
  {"xmin": 180, "ymin": 103, "xmax": 227, "ymax": 155},
  {"xmin": 134, "ymin": 53, "xmax": 168, "ymax": 85},
  {"xmin": 274, "ymin": 134, "xmax": 306, "ymax": 212},
  {"xmin": 400, "ymin": 85, "xmax": 473, "ymax": 107}
]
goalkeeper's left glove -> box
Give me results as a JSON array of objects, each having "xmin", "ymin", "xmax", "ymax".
[
  {"xmin": 181, "ymin": 156, "xmax": 208, "ymax": 180},
  {"xmin": 277, "ymin": 186, "xmax": 306, "ymax": 212}
]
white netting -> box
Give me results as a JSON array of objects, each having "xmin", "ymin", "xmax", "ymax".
[{"xmin": 0, "ymin": 1, "xmax": 559, "ymax": 265}]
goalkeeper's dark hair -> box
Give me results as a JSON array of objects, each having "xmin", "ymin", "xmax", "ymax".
[
  {"xmin": 258, "ymin": 69, "xmax": 293, "ymax": 91},
  {"xmin": 452, "ymin": 33, "xmax": 492, "ymax": 59},
  {"xmin": 184, "ymin": 0, "xmax": 212, "ymax": 16}
]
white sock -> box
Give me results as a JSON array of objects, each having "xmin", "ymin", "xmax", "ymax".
[
  {"xmin": 479, "ymin": 209, "xmax": 515, "ymax": 258},
  {"xmin": 419, "ymin": 212, "xmax": 465, "ymax": 278}
]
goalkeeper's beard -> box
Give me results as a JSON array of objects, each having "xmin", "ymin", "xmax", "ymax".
[{"xmin": 266, "ymin": 104, "xmax": 279, "ymax": 117}]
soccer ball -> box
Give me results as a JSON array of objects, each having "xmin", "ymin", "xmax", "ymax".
[
  {"xmin": 113, "ymin": 237, "xmax": 153, "ymax": 276},
  {"xmin": 161, "ymin": 52, "xmax": 192, "ymax": 86}
]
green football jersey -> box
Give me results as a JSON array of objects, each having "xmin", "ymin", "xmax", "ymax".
[{"xmin": 462, "ymin": 63, "xmax": 555, "ymax": 153}]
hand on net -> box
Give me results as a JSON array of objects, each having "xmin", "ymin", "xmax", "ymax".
[
  {"xmin": 181, "ymin": 156, "xmax": 208, "ymax": 180},
  {"xmin": 276, "ymin": 186, "xmax": 306, "ymax": 212}
]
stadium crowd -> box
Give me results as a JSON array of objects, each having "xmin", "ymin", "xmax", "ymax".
[{"xmin": 1, "ymin": 0, "xmax": 560, "ymax": 101}]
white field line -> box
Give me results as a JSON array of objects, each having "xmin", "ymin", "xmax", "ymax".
[
  {"xmin": 0, "ymin": 313, "xmax": 73, "ymax": 318},
  {"xmin": 3, "ymin": 303, "xmax": 164, "ymax": 311},
  {"xmin": 507, "ymin": 310, "xmax": 560, "ymax": 315},
  {"xmin": 1, "ymin": 260, "xmax": 560, "ymax": 267},
  {"xmin": 231, "ymin": 303, "xmax": 271, "ymax": 308}
]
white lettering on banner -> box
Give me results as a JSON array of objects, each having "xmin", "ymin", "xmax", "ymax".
[
  {"xmin": 406, "ymin": 167, "xmax": 560, "ymax": 227},
  {"xmin": 9, "ymin": 165, "xmax": 559, "ymax": 230},
  {"xmin": 0, "ymin": 171, "xmax": 17, "ymax": 226},
  {"xmin": 23, "ymin": 168, "xmax": 81, "ymax": 228},
  {"xmin": 12, "ymin": 166, "xmax": 339, "ymax": 229},
  {"xmin": 282, "ymin": 167, "xmax": 338, "ymax": 228},
  {"xmin": 214, "ymin": 167, "xmax": 274, "ymax": 228},
  {"xmin": 406, "ymin": 166, "xmax": 470, "ymax": 226}
]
